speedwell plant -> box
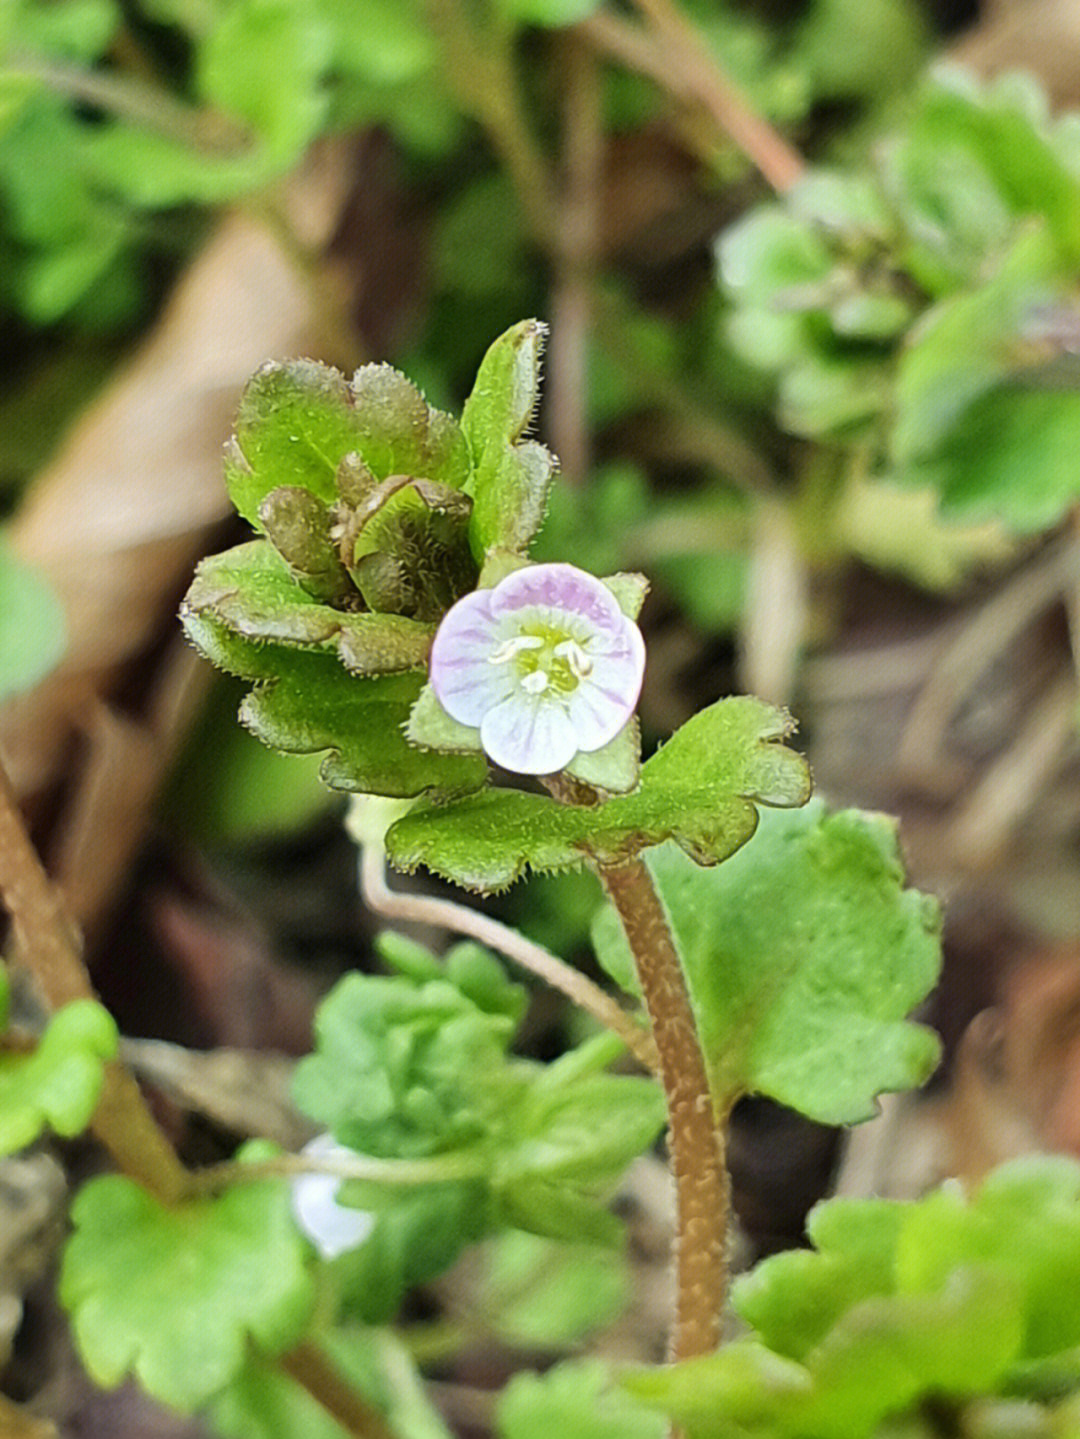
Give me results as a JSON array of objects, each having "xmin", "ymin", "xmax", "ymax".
[{"xmin": 5, "ymin": 322, "xmax": 1079, "ymax": 1438}]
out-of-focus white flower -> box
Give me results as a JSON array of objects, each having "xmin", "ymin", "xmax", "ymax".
[
  {"xmin": 291, "ymin": 1134, "xmax": 375, "ymax": 1260},
  {"xmin": 428, "ymin": 563, "xmax": 645, "ymax": 775}
]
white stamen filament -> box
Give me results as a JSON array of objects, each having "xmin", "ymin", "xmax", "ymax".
[
  {"xmin": 488, "ymin": 634, "xmax": 544, "ymax": 665},
  {"xmin": 553, "ymin": 639, "xmax": 593, "ymax": 678}
]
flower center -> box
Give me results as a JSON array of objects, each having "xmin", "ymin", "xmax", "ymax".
[{"xmin": 488, "ymin": 625, "xmax": 593, "ymax": 698}]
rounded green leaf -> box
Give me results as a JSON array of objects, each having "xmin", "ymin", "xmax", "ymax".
[
  {"xmin": 0, "ymin": 995, "xmax": 117, "ymax": 1154},
  {"xmin": 60, "ymin": 1152, "xmax": 315, "ymax": 1411}
]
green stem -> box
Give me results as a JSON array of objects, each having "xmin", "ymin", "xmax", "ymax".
[
  {"xmin": 279, "ymin": 1342, "xmax": 398, "ymax": 1439},
  {"xmin": 189, "ymin": 1147, "xmax": 489, "ymax": 1195},
  {"xmin": 0, "ymin": 758, "xmax": 189, "ymax": 1205},
  {"xmin": 597, "ymin": 856, "xmax": 729, "ymax": 1361}
]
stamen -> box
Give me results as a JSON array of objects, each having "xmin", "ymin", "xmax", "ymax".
[
  {"xmin": 488, "ymin": 634, "xmax": 544, "ymax": 665},
  {"xmin": 553, "ymin": 640, "xmax": 593, "ymax": 678},
  {"xmin": 521, "ymin": 670, "xmax": 549, "ymax": 694}
]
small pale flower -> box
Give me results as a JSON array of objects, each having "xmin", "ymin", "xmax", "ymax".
[
  {"xmin": 291, "ymin": 1134, "xmax": 375, "ymax": 1260},
  {"xmin": 429, "ymin": 563, "xmax": 646, "ymax": 775}
]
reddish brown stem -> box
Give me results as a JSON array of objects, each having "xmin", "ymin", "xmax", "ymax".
[
  {"xmin": 598, "ymin": 857, "xmax": 729, "ymax": 1360},
  {"xmin": 0, "ymin": 756, "xmax": 188, "ymax": 1204}
]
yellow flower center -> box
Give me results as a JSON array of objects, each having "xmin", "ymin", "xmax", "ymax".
[{"xmin": 488, "ymin": 625, "xmax": 593, "ymax": 697}]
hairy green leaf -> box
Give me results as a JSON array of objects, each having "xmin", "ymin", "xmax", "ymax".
[
  {"xmin": 633, "ymin": 1157, "xmax": 1080, "ymax": 1439},
  {"xmin": 462, "ymin": 321, "xmax": 555, "ymax": 559},
  {"xmin": 60, "ymin": 1148, "xmax": 314, "ymax": 1410},
  {"xmin": 183, "ymin": 542, "xmax": 435, "ymax": 672},
  {"xmin": 225, "ymin": 359, "xmax": 469, "ymax": 531},
  {"xmin": 593, "ymin": 801, "xmax": 941, "ymax": 1121},
  {"xmin": 291, "ymin": 953, "xmax": 527, "ymax": 1160},
  {"xmin": 387, "ymin": 696, "xmax": 810, "ymax": 890}
]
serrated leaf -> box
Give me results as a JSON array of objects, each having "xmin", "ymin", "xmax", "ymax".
[
  {"xmin": 892, "ymin": 221, "xmax": 1063, "ymax": 468},
  {"xmin": 386, "ymin": 696, "xmax": 810, "ymax": 891},
  {"xmin": 60, "ymin": 1149, "xmax": 314, "ymax": 1410},
  {"xmin": 182, "ymin": 613, "xmax": 487, "ymax": 798},
  {"xmin": 733, "ymin": 1197, "xmax": 910, "ymax": 1359},
  {"xmin": 226, "ymin": 359, "xmax": 469, "ymax": 531},
  {"xmin": 498, "ymin": 1359, "xmax": 667, "ymax": 1439},
  {"xmin": 895, "ymin": 1158, "xmax": 1080, "ymax": 1361},
  {"xmin": 496, "ymin": 1072, "xmax": 665, "ymax": 1189},
  {"xmin": 633, "ymin": 1159, "xmax": 1080, "ymax": 1439},
  {"xmin": 184, "ymin": 541, "xmax": 434, "ymax": 672},
  {"xmin": 622, "ymin": 1340, "xmax": 812, "ymax": 1433},
  {"xmin": 462, "ymin": 321, "xmax": 555, "ymax": 559},
  {"xmin": 889, "ymin": 71, "xmax": 1080, "ymax": 279},
  {"xmin": 903, "ymin": 387, "xmax": 1080, "ymax": 534},
  {"xmin": 291, "ymin": 960, "xmax": 526, "ymax": 1159},
  {"xmin": 789, "ymin": 1267, "xmax": 1023, "ymax": 1439},
  {"xmin": 592, "ymin": 801, "xmax": 941, "ymax": 1122},
  {"xmin": 0, "ymin": 988, "xmax": 117, "ymax": 1154}
]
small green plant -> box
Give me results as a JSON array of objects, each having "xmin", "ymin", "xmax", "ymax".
[
  {"xmin": 0, "ymin": 315, "xmax": 1076, "ymax": 1439},
  {"xmin": 721, "ymin": 68, "xmax": 1080, "ymax": 540}
]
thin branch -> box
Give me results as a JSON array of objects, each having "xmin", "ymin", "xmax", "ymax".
[
  {"xmin": 360, "ymin": 847, "xmax": 660, "ymax": 1073},
  {"xmin": 190, "ymin": 1148, "xmax": 489, "ymax": 1196},
  {"xmin": 598, "ymin": 857, "xmax": 728, "ymax": 1361},
  {"xmin": 579, "ymin": 8, "xmax": 804, "ymax": 193},
  {"xmin": 0, "ymin": 755, "xmax": 189, "ymax": 1204}
]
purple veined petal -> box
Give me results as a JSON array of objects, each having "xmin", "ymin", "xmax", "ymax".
[
  {"xmin": 585, "ymin": 621, "xmax": 646, "ymax": 702},
  {"xmin": 565, "ymin": 677, "xmax": 638, "ymax": 752},
  {"xmin": 429, "ymin": 589, "xmax": 515, "ymax": 726},
  {"xmin": 479, "ymin": 694, "xmax": 579, "ymax": 775},
  {"xmin": 490, "ymin": 563, "xmax": 625, "ymax": 632}
]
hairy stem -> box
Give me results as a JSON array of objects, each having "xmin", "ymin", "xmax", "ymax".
[
  {"xmin": 0, "ymin": 758, "xmax": 189, "ymax": 1204},
  {"xmin": 279, "ymin": 1342, "xmax": 397, "ymax": 1439},
  {"xmin": 598, "ymin": 856, "xmax": 728, "ymax": 1361},
  {"xmin": 360, "ymin": 847, "xmax": 659, "ymax": 1073}
]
